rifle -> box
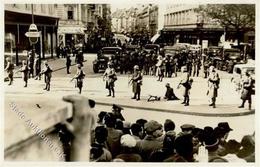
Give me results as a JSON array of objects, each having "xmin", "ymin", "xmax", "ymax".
[{"xmin": 128, "ymin": 78, "xmax": 133, "ymax": 86}]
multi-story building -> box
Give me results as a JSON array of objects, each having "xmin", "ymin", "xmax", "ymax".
[
  {"xmin": 57, "ymin": 4, "xmax": 88, "ymax": 47},
  {"xmin": 136, "ymin": 4, "xmax": 158, "ymax": 38},
  {"xmin": 161, "ymin": 4, "xmax": 223, "ymax": 46},
  {"xmin": 5, "ymin": 4, "xmax": 59, "ymax": 65}
]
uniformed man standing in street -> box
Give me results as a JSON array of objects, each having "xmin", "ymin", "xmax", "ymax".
[
  {"xmin": 207, "ymin": 66, "xmax": 220, "ymax": 108},
  {"xmin": 4, "ymin": 57, "xmax": 14, "ymax": 85},
  {"xmin": 72, "ymin": 64, "xmax": 85, "ymax": 94},
  {"xmin": 40, "ymin": 61, "xmax": 53, "ymax": 91},
  {"xmin": 66, "ymin": 55, "xmax": 72, "ymax": 74},
  {"xmin": 34, "ymin": 54, "xmax": 41, "ymax": 80},
  {"xmin": 238, "ymin": 70, "xmax": 253, "ymax": 110},
  {"xmin": 103, "ymin": 62, "xmax": 117, "ymax": 97},
  {"xmin": 130, "ymin": 65, "xmax": 142, "ymax": 101},
  {"xmin": 177, "ymin": 66, "xmax": 192, "ymax": 106},
  {"xmin": 17, "ymin": 60, "xmax": 29, "ymax": 87}
]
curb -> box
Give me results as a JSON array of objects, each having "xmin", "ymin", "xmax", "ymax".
[{"xmin": 95, "ymin": 101, "xmax": 255, "ymax": 117}]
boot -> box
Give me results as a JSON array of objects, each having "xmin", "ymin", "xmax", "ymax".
[
  {"xmin": 107, "ymin": 90, "xmax": 111, "ymax": 96},
  {"xmin": 249, "ymin": 103, "xmax": 252, "ymax": 110},
  {"xmin": 238, "ymin": 100, "xmax": 245, "ymax": 108},
  {"xmin": 131, "ymin": 93, "xmax": 136, "ymax": 99}
]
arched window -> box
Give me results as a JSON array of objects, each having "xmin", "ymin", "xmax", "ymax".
[{"xmin": 68, "ymin": 5, "xmax": 74, "ymax": 20}]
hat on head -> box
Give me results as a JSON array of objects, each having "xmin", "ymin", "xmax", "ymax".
[
  {"xmin": 225, "ymin": 139, "xmax": 241, "ymax": 153},
  {"xmin": 112, "ymin": 104, "xmax": 123, "ymax": 112},
  {"xmin": 181, "ymin": 124, "xmax": 195, "ymax": 132},
  {"xmin": 165, "ymin": 83, "xmax": 170, "ymax": 87},
  {"xmin": 217, "ymin": 122, "xmax": 233, "ymax": 132},
  {"xmin": 123, "ymin": 121, "xmax": 131, "ymax": 129},
  {"xmin": 120, "ymin": 134, "xmax": 137, "ymax": 148},
  {"xmin": 204, "ymin": 134, "xmax": 219, "ymax": 148},
  {"xmin": 144, "ymin": 120, "xmax": 162, "ymax": 134},
  {"xmin": 134, "ymin": 65, "xmax": 139, "ymax": 70}
]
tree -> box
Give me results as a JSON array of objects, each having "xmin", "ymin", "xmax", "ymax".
[{"xmin": 196, "ymin": 4, "xmax": 255, "ymax": 45}]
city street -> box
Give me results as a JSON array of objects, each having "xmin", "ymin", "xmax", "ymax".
[{"xmin": 5, "ymin": 53, "xmax": 255, "ymax": 144}]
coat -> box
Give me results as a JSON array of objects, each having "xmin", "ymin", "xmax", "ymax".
[
  {"xmin": 136, "ymin": 135, "xmax": 163, "ymax": 162},
  {"xmin": 74, "ymin": 69, "xmax": 85, "ymax": 88},
  {"xmin": 19, "ymin": 65, "xmax": 29, "ymax": 81},
  {"xmin": 106, "ymin": 127, "xmax": 123, "ymax": 158},
  {"xmin": 132, "ymin": 71, "xmax": 142, "ymax": 93},
  {"xmin": 240, "ymin": 76, "xmax": 253, "ymax": 100},
  {"xmin": 41, "ymin": 66, "xmax": 52, "ymax": 83},
  {"xmin": 207, "ymin": 72, "xmax": 219, "ymax": 98},
  {"xmin": 103, "ymin": 67, "xmax": 116, "ymax": 88}
]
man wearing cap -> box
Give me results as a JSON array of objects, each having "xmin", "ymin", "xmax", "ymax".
[
  {"xmin": 164, "ymin": 83, "xmax": 179, "ymax": 100},
  {"xmin": 207, "ymin": 66, "xmax": 220, "ymax": 108},
  {"xmin": 4, "ymin": 57, "xmax": 14, "ymax": 85},
  {"xmin": 112, "ymin": 104, "xmax": 125, "ymax": 121},
  {"xmin": 115, "ymin": 134, "xmax": 142, "ymax": 162},
  {"xmin": 215, "ymin": 122, "xmax": 233, "ymax": 156},
  {"xmin": 130, "ymin": 65, "xmax": 143, "ymax": 101},
  {"xmin": 136, "ymin": 120, "xmax": 163, "ymax": 161},
  {"xmin": 103, "ymin": 62, "xmax": 117, "ymax": 97},
  {"xmin": 40, "ymin": 61, "xmax": 53, "ymax": 91}
]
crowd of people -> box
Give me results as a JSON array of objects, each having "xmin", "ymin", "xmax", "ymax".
[{"xmin": 58, "ymin": 97, "xmax": 255, "ymax": 162}]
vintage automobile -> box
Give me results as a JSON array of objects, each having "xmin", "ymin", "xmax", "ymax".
[
  {"xmin": 163, "ymin": 45, "xmax": 187, "ymax": 57},
  {"xmin": 231, "ymin": 60, "xmax": 255, "ymax": 94},
  {"xmin": 93, "ymin": 47, "xmax": 122, "ymax": 73},
  {"xmin": 144, "ymin": 44, "xmax": 160, "ymax": 54},
  {"xmin": 222, "ymin": 48, "xmax": 244, "ymax": 72}
]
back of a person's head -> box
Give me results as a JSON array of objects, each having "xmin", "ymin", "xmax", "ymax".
[
  {"xmin": 95, "ymin": 126, "xmax": 108, "ymax": 143},
  {"xmin": 226, "ymin": 139, "xmax": 241, "ymax": 154},
  {"xmin": 104, "ymin": 113, "xmax": 116, "ymax": 128},
  {"xmin": 90, "ymin": 146, "xmax": 104, "ymax": 161},
  {"xmin": 131, "ymin": 123, "xmax": 142, "ymax": 136},
  {"xmin": 174, "ymin": 133, "xmax": 193, "ymax": 158},
  {"xmin": 115, "ymin": 120, "xmax": 124, "ymax": 130},
  {"xmin": 149, "ymin": 150, "xmax": 165, "ymax": 162},
  {"xmin": 136, "ymin": 118, "xmax": 148, "ymax": 128},
  {"xmin": 163, "ymin": 134, "xmax": 175, "ymax": 152},
  {"xmin": 164, "ymin": 119, "xmax": 175, "ymax": 132},
  {"xmin": 98, "ymin": 111, "xmax": 107, "ymax": 123}
]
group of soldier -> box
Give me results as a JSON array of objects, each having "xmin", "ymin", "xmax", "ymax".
[{"xmin": 4, "ymin": 44, "xmax": 253, "ymax": 110}]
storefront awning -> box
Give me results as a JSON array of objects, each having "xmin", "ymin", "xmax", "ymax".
[{"xmin": 58, "ymin": 27, "xmax": 86, "ymax": 35}]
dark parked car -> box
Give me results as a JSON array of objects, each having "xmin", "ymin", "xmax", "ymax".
[
  {"xmin": 93, "ymin": 47, "xmax": 122, "ymax": 73},
  {"xmin": 144, "ymin": 44, "xmax": 160, "ymax": 54}
]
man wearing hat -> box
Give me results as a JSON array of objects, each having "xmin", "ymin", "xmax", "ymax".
[
  {"xmin": 180, "ymin": 124, "xmax": 195, "ymax": 134},
  {"xmin": 112, "ymin": 104, "xmax": 125, "ymax": 121},
  {"xmin": 4, "ymin": 57, "xmax": 14, "ymax": 85},
  {"xmin": 136, "ymin": 120, "xmax": 163, "ymax": 161},
  {"xmin": 130, "ymin": 65, "xmax": 143, "ymax": 101},
  {"xmin": 164, "ymin": 83, "xmax": 179, "ymax": 100},
  {"xmin": 103, "ymin": 62, "xmax": 117, "ymax": 97},
  {"xmin": 115, "ymin": 134, "xmax": 142, "ymax": 162},
  {"xmin": 40, "ymin": 61, "xmax": 53, "ymax": 91}
]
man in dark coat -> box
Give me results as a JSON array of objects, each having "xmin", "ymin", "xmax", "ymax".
[
  {"xmin": 34, "ymin": 55, "xmax": 41, "ymax": 80},
  {"xmin": 40, "ymin": 61, "xmax": 53, "ymax": 91},
  {"xmin": 17, "ymin": 60, "xmax": 29, "ymax": 87},
  {"xmin": 66, "ymin": 55, "xmax": 72, "ymax": 74},
  {"xmin": 4, "ymin": 57, "xmax": 14, "ymax": 85},
  {"xmin": 130, "ymin": 65, "xmax": 142, "ymax": 101}
]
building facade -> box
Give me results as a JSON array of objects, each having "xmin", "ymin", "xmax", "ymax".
[
  {"xmin": 5, "ymin": 4, "xmax": 59, "ymax": 65},
  {"xmin": 161, "ymin": 4, "xmax": 223, "ymax": 47}
]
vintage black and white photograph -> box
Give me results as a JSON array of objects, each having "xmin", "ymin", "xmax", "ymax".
[{"xmin": 3, "ymin": 2, "xmax": 256, "ymax": 163}]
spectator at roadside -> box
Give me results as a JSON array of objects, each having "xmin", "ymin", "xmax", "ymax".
[
  {"xmin": 136, "ymin": 120, "xmax": 163, "ymax": 161},
  {"xmin": 115, "ymin": 134, "xmax": 142, "ymax": 162}
]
